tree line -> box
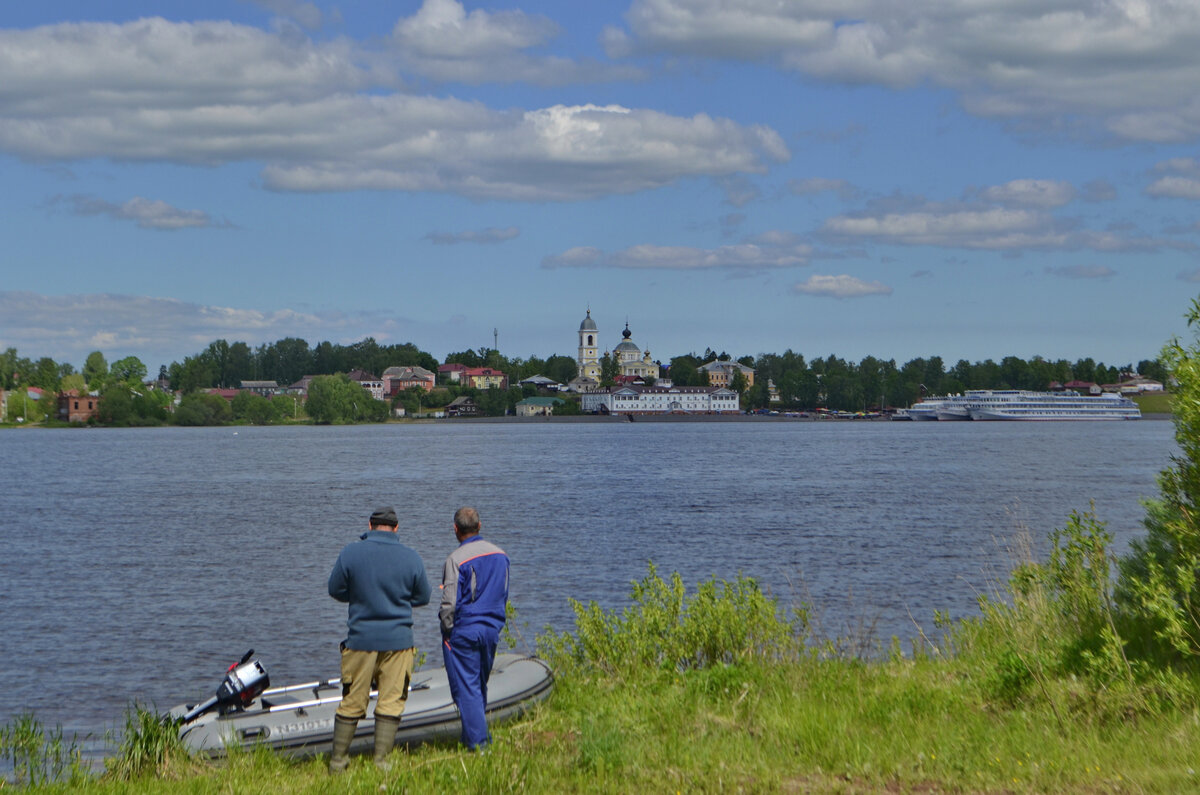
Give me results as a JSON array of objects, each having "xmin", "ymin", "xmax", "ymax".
[
  {"xmin": 2, "ymin": 338, "xmax": 1168, "ymax": 425},
  {"xmin": 667, "ymin": 350, "xmax": 1168, "ymax": 411}
]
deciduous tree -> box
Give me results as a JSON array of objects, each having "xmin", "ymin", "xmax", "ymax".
[
  {"xmin": 110, "ymin": 356, "xmax": 148, "ymax": 387},
  {"xmin": 1117, "ymin": 297, "xmax": 1200, "ymax": 663},
  {"xmin": 83, "ymin": 351, "xmax": 108, "ymax": 387}
]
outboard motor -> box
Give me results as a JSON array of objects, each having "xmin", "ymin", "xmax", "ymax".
[{"xmin": 181, "ymin": 650, "xmax": 270, "ymax": 724}]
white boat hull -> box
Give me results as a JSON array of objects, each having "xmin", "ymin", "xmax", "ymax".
[
  {"xmin": 910, "ymin": 389, "xmax": 1141, "ymax": 422},
  {"xmin": 969, "ymin": 408, "xmax": 1139, "ymax": 421},
  {"xmin": 170, "ymin": 652, "xmax": 553, "ymax": 758}
]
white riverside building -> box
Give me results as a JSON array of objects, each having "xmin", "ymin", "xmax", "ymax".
[{"xmin": 581, "ymin": 384, "xmax": 740, "ymax": 415}]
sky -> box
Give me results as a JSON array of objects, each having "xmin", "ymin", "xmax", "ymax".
[{"xmin": 5, "ymin": 0, "xmax": 1200, "ymax": 375}]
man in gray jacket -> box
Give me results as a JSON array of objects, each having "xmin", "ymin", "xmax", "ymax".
[
  {"xmin": 328, "ymin": 506, "xmax": 431, "ymax": 772},
  {"xmin": 440, "ymin": 506, "xmax": 509, "ymax": 750}
]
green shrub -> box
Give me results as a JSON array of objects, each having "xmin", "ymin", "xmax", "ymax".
[
  {"xmin": 174, "ymin": 392, "xmax": 233, "ymax": 426},
  {"xmin": 540, "ymin": 563, "xmax": 805, "ymax": 676},
  {"xmin": 231, "ymin": 390, "xmax": 280, "ymax": 424},
  {"xmin": 1116, "ymin": 297, "xmax": 1200, "ymax": 668},
  {"xmin": 950, "ymin": 508, "xmax": 1139, "ymax": 718}
]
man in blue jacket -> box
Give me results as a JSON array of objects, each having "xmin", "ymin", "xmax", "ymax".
[
  {"xmin": 328, "ymin": 507, "xmax": 431, "ymax": 772},
  {"xmin": 439, "ymin": 506, "xmax": 509, "ymax": 750}
]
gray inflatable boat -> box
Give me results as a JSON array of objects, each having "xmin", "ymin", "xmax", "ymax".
[{"xmin": 168, "ymin": 651, "xmax": 553, "ymax": 757}]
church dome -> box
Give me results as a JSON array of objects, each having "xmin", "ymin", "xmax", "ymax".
[
  {"xmin": 579, "ymin": 310, "xmax": 597, "ymax": 332},
  {"xmin": 614, "ymin": 323, "xmax": 640, "ymax": 353}
]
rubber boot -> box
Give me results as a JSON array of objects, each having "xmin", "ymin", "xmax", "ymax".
[
  {"xmin": 373, "ymin": 714, "xmax": 401, "ymax": 768},
  {"xmin": 328, "ymin": 715, "xmax": 358, "ymax": 773}
]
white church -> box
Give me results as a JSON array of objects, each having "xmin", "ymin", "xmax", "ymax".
[
  {"xmin": 574, "ymin": 310, "xmax": 660, "ymax": 384},
  {"xmin": 571, "ymin": 310, "xmax": 739, "ymax": 414}
]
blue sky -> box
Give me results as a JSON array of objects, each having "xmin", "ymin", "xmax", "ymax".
[{"xmin": 5, "ymin": 0, "xmax": 1200, "ymax": 374}]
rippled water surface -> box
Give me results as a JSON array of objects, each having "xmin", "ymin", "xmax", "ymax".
[{"xmin": 0, "ymin": 419, "xmax": 1176, "ymax": 745}]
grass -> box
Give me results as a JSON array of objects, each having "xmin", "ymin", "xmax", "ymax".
[
  {"xmin": 1132, "ymin": 392, "xmax": 1173, "ymax": 414},
  {"xmin": 0, "ymin": 713, "xmax": 85, "ymax": 788},
  {"xmin": 7, "ymin": 562, "xmax": 1200, "ymax": 793},
  {"xmin": 8, "ymin": 655, "xmax": 1198, "ymax": 793}
]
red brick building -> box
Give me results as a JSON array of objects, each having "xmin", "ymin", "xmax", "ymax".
[{"xmin": 57, "ymin": 390, "xmax": 100, "ymax": 423}]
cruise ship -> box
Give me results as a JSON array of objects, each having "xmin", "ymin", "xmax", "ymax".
[
  {"xmin": 907, "ymin": 390, "xmax": 1141, "ymax": 421},
  {"xmin": 906, "ymin": 397, "xmax": 948, "ymax": 420},
  {"xmin": 907, "ymin": 390, "xmax": 1020, "ymax": 421}
]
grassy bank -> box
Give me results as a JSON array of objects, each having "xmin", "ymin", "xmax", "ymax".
[
  {"xmin": 7, "ymin": 561, "xmax": 1200, "ymax": 793},
  {"xmin": 1132, "ymin": 392, "xmax": 1173, "ymax": 414},
  {"xmin": 15, "ymin": 663, "xmax": 1198, "ymax": 793}
]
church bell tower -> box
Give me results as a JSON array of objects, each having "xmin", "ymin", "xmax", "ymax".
[{"xmin": 577, "ymin": 309, "xmax": 600, "ymax": 380}]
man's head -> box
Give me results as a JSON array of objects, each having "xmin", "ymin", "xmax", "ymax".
[
  {"xmin": 369, "ymin": 507, "xmax": 399, "ymax": 530},
  {"xmin": 453, "ymin": 506, "xmax": 480, "ymax": 541}
]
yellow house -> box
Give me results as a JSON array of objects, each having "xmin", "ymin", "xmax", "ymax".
[
  {"xmin": 699, "ymin": 360, "xmax": 755, "ymax": 389},
  {"xmin": 465, "ymin": 367, "xmax": 508, "ymax": 390}
]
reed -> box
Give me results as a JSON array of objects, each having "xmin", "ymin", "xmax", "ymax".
[
  {"xmin": 102, "ymin": 706, "xmax": 192, "ymax": 781},
  {"xmin": 0, "ymin": 712, "xmax": 84, "ymax": 787}
]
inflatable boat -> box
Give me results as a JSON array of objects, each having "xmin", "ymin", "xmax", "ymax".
[{"xmin": 168, "ymin": 651, "xmax": 553, "ymax": 757}]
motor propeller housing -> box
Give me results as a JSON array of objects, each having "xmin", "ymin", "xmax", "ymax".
[
  {"xmin": 181, "ymin": 650, "xmax": 270, "ymax": 723},
  {"xmin": 217, "ymin": 658, "xmax": 270, "ymax": 713}
]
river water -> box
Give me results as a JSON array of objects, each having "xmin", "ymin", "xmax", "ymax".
[{"xmin": 0, "ymin": 419, "xmax": 1177, "ymax": 749}]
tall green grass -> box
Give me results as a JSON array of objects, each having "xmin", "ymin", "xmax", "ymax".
[
  {"xmin": 0, "ymin": 713, "xmax": 84, "ymax": 787},
  {"xmin": 103, "ymin": 706, "xmax": 191, "ymax": 781}
]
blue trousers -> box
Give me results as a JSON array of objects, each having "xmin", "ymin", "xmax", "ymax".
[{"xmin": 442, "ymin": 625, "xmax": 498, "ymax": 750}]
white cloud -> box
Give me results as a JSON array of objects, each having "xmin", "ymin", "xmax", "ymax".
[
  {"xmin": 1147, "ymin": 159, "xmax": 1200, "ymax": 198},
  {"xmin": 792, "ymin": 274, "xmax": 893, "ymax": 299},
  {"xmin": 823, "ymin": 204, "xmax": 1066, "ymax": 249},
  {"xmin": 605, "ymin": 0, "xmax": 835, "ymax": 60},
  {"xmin": 0, "ymin": 291, "xmax": 407, "ymax": 367},
  {"xmin": 820, "ymin": 190, "xmax": 1191, "ymax": 253},
  {"xmin": 978, "ymin": 179, "xmax": 1075, "ymax": 208},
  {"xmin": 1147, "ymin": 177, "xmax": 1200, "ymax": 199},
  {"xmin": 1045, "ymin": 264, "xmax": 1116, "ymax": 279},
  {"xmin": 425, "ymin": 226, "xmax": 520, "ymax": 245},
  {"xmin": 262, "ymin": 103, "xmax": 787, "ymax": 199},
  {"xmin": 54, "ymin": 195, "xmax": 223, "ymax": 230},
  {"xmin": 252, "ymin": 0, "xmax": 326, "ymax": 30},
  {"xmin": 542, "ymin": 236, "xmax": 811, "ymax": 270},
  {"xmin": 394, "ymin": 0, "xmax": 556, "ymax": 57},
  {"xmin": 0, "ymin": 19, "xmax": 785, "ymax": 200},
  {"xmin": 392, "ymin": 0, "xmax": 639, "ymax": 84},
  {"xmin": 0, "ymin": 18, "xmax": 371, "ymax": 113},
  {"xmin": 609, "ymin": 0, "xmax": 1200, "ymax": 142}
]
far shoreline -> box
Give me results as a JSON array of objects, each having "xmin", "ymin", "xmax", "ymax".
[
  {"xmin": 0, "ymin": 412, "xmax": 1173, "ymax": 430},
  {"xmin": 434, "ymin": 413, "xmax": 1171, "ymax": 427}
]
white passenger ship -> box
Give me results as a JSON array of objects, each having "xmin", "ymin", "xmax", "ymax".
[
  {"xmin": 906, "ymin": 397, "xmax": 947, "ymax": 420},
  {"xmin": 908, "ymin": 390, "xmax": 1141, "ymax": 421}
]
